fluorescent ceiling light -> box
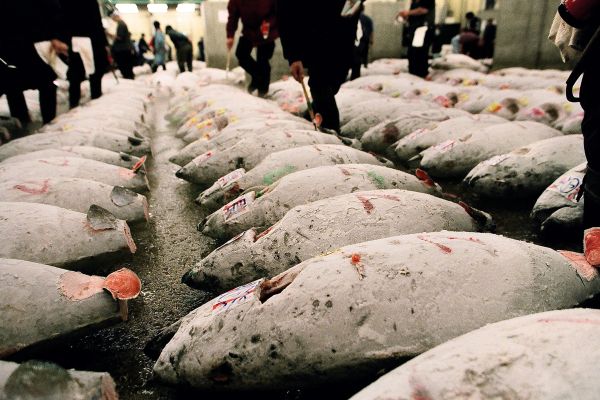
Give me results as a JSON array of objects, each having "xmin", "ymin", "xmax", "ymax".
[
  {"xmin": 176, "ymin": 3, "xmax": 196, "ymax": 13},
  {"xmin": 147, "ymin": 3, "xmax": 168, "ymax": 13},
  {"xmin": 115, "ymin": 3, "xmax": 138, "ymax": 13}
]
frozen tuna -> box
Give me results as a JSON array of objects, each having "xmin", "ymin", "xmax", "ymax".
[
  {"xmin": 0, "ymin": 259, "xmax": 141, "ymax": 357},
  {"xmin": 176, "ymin": 130, "xmax": 342, "ymax": 185},
  {"xmin": 0, "ymin": 131, "xmax": 150, "ymax": 161},
  {"xmin": 154, "ymin": 232, "xmax": 600, "ymax": 390},
  {"xmin": 0, "ymin": 157, "xmax": 149, "ymax": 192},
  {"xmin": 169, "ymin": 119, "xmax": 311, "ymax": 166},
  {"xmin": 0, "ymin": 203, "xmax": 137, "ymax": 268},
  {"xmin": 184, "ymin": 189, "xmax": 493, "ymax": 291},
  {"xmin": 359, "ymin": 109, "xmax": 463, "ymax": 158},
  {"xmin": 420, "ymin": 121, "xmax": 562, "ymax": 178},
  {"xmin": 0, "ymin": 178, "xmax": 148, "ymax": 222},
  {"xmin": 1, "ymin": 146, "xmax": 142, "ymax": 169},
  {"xmin": 197, "ymin": 145, "xmax": 390, "ymax": 211},
  {"xmin": 0, "ymin": 360, "xmax": 118, "ymax": 399},
  {"xmin": 200, "ymin": 164, "xmax": 439, "ymax": 240},
  {"xmin": 394, "ymin": 114, "xmax": 507, "ymax": 162},
  {"xmin": 350, "ymin": 308, "xmax": 600, "ymax": 400},
  {"xmin": 464, "ymin": 135, "xmax": 585, "ymax": 198},
  {"xmin": 531, "ymin": 163, "xmax": 586, "ymax": 232}
]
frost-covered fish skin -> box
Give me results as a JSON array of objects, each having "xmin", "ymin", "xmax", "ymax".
[
  {"xmin": 196, "ymin": 145, "xmax": 390, "ymax": 211},
  {"xmin": 1, "ymin": 146, "xmax": 142, "ymax": 169},
  {"xmin": 0, "ymin": 178, "xmax": 148, "ymax": 223},
  {"xmin": 200, "ymin": 164, "xmax": 438, "ymax": 240},
  {"xmin": 184, "ymin": 189, "xmax": 492, "ymax": 291},
  {"xmin": 0, "ymin": 203, "xmax": 136, "ymax": 268},
  {"xmin": 350, "ymin": 308, "xmax": 600, "ymax": 400},
  {"xmin": 0, "ymin": 157, "xmax": 149, "ymax": 193},
  {"xmin": 155, "ymin": 232, "xmax": 599, "ymax": 390},
  {"xmin": 464, "ymin": 135, "xmax": 585, "ymax": 198}
]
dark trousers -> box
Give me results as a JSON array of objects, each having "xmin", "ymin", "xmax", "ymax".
[
  {"xmin": 581, "ymin": 50, "xmax": 600, "ymax": 229},
  {"xmin": 6, "ymin": 82, "xmax": 56, "ymax": 124},
  {"xmin": 113, "ymin": 49, "xmax": 135, "ymax": 80},
  {"xmin": 68, "ymin": 52, "xmax": 103, "ymax": 108},
  {"xmin": 308, "ymin": 63, "xmax": 348, "ymax": 133},
  {"xmin": 177, "ymin": 43, "xmax": 193, "ymax": 72},
  {"xmin": 407, "ymin": 30, "xmax": 432, "ymax": 78},
  {"xmin": 350, "ymin": 44, "xmax": 368, "ymax": 80},
  {"xmin": 235, "ymin": 36, "xmax": 275, "ymax": 94}
]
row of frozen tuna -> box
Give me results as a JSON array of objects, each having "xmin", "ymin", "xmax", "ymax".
[
  {"xmin": 0, "ymin": 80, "xmax": 153, "ymax": 398},
  {"xmin": 143, "ymin": 80, "xmax": 600, "ymax": 396}
]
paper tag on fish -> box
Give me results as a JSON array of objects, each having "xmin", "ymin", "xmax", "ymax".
[
  {"xmin": 214, "ymin": 231, "xmax": 246, "ymax": 252},
  {"xmin": 223, "ymin": 192, "xmax": 255, "ymax": 222},
  {"xmin": 203, "ymin": 168, "xmax": 246, "ymax": 197},
  {"xmin": 405, "ymin": 128, "xmax": 430, "ymax": 142},
  {"xmin": 486, "ymin": 102, "xmax": 503, "ymax": 113},
  {"xmin": 483, "ymin": 154, "xmax": 510, "ymax": 167},
  {"xmin": 548, "ymin": 174, "xmax": 584, "ymax": 203},
  {"xmin": 432, "ymin": 139, "xmax": 455, "ymax": 154},
  {"xmin": 192, "ymin": 151, "xmax": 213, "ymax": 167},
  {"xmin": 412, "ymin": 26, "xmax": 427, "ymax": 48},
  {"xmin": 210, "ymin": 279, "xmax": 261, "ymax": 315}
]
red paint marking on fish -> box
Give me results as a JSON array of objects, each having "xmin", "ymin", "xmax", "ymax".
[
  {"xmin": 356, "ymin": 195, "xmax": 374, "ymax": 214},
  {"xmin": 339, "ymin": 167, "xmax": 351, "ymax": 176},
  {"xmin": 39, "ymin": 159, "xmax": 69, "ymax": 167},
  {"xmin": 417, "ymin": 235, "xmax": 452, "ymax": 254},
  {"xmin": 351, "ymin": 253, "xmax": 361, "ymax": 265},
  {"xmin": 537, "ymin": 317, "xmax": 600, "ymax": 325},
  {"xmin": 445, "ymin": 236, "xmax": 485, "ymax": 245},
  {"xmin": 14, "ymin": 179, "xmax": 50, "ymax": 195}
]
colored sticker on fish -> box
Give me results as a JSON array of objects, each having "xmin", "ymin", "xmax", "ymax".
[
  {"xmin": 223, "ymin": 192, "xmax": 255, "ymax": 222},
  {"xmin": 483, "ymin": 154, "xmax": 510, "ymax": 167},
  {"xmin": 211, "ymin": 279, "xmax": 261, "ymax": 315},
  {"xmin": 548, "ymin": 174, "xmax": 584, "ymax": 203}
]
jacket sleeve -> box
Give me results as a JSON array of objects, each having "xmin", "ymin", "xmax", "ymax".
[
  {"xmin": 36, "ymin": 0, "xmax": 64, "ymax": 41},
  {"xmin": 277, "ymin": 0, "xmax": 303, "ymax": 63},
  {"xmin": 226, "ymin": 0, "xmax": 240, "ymax": 39}
]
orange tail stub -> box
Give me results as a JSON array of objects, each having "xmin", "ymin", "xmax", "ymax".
[{"xmin": 584, "ymin": 228, "xmax": 600, "ymax": 266}]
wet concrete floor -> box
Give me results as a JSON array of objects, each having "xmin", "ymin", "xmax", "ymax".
[{"xmin": 8, "ymin": 93, "xmax": 597, "ymax": 399}]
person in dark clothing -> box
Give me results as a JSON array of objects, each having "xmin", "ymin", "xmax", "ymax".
[
  {"xmin": 465, "ymin": 11, "xmax": 481, "ymax": 34},
  {"xmin": 59, "ymin": 0, "xmax": 109, "ymax": 108},
  {"xmin": 0, "ymin": 0, "xmax": 67, "ymax": 125},
  {"xmin": 138, "ymin": 33, "xmax": 150, "ymax": 65},
  {"xmin": 197, "ymin": 38, "xmax": 206, "ymax": 62},
  {"xmin": 165, "ymin": 26, "xmax": 193, "ymax": 72},
  {"xmin": 109, "ymin": 12, "xmax": 135, "ymax": 80},
  {"xmin": 398, "ymin": 0, "xmax": 435, "ymax": 78},
  {"xmin": 459, "ymin": 28, "xmax": 480, "ymax": 58},
  {"xmin": 482, "ymin": 19, "xmax": 496, "ymax": 58},
  {"xmin": 350, "ymin": 5, "xmax": 374, "ymax": 80},
  {"xmin": 227, "ymin": 0, "xmax": 279, "ymax": 96},
  {"xmin": 279, "ymin": 0, "xmax": 361, "ymax": 132}
]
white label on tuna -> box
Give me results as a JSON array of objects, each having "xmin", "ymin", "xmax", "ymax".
[
  {"xmin": 192, "ymin": 151, "xmax": 213, "ymax": 167},
  {"xmin": 432, "ymin": 139, "xmax": 456, "ymax": 154},
  {"xmin": 211, "ymin": 279, "xmax": 261, "ymax": 315},
  {"xmin": 223, "ymin": 192, "xmax": 255, "ymax": 222},
  {"xmin": 483, "ymin": 154, "xmax": 510, "ymax": 167},
  {"xmin": 202, "ymin": 169, "xmax": 246, "ymax": 197},
  {"xmin": 548, "ymin": 175, "xmax": 584, "ymax": 203}
]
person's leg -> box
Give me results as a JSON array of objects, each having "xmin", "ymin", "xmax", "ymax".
[
  {"xmin": 89, "ymin": 72, "xmax": 102, "ymax": 99},
  {"xmin": 186, "ymin": 45, "xmax": 193, "ymax": 71},
  {"xmin": 67, "ymin": 52, "xmax": 85, "ymax": 108},
  {"xmin": 581, "ymin": 59, "xmax": 600, "ymax": 229},
  {"xmin": 38, "ymin": 81, "xmax": 57, "ymax": 123},
  {"xmin": 308, "ymin": 67, "xmax": 340, "ymax": 133},
  {"xmin": 176, "ymin": 49, "xmax": 185, "ymax": 72},
  {"xmin": 68, "ymin": 79, "xmax": 82, "ymax": 108},
  {"xmin": 255, "ymin": 41, "xmax": 275, "ymax": 95},
  {"xmin": 235, "ymin": 36, "xmax": 258, "ymax": 91},
  {"xmin": 350, "ymin": 47, "xmax": 361, "ymax": 80},
  {"xmin": 6, "ymin": 90, "xmax": 30, "ymax": 125}
]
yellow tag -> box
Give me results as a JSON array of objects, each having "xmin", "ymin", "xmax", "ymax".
[
  {"xmin": 517, "ymin": 97, "xmax": 529, "ymax": 107},
  {"xmin": 563, "ymin": 103, "xmax": 573, "ymax": 113},
  {"xmin": 196, "ymin": 119, "xmax": 213, "ymax": 129},
  {"xmin": 62, "ymin": 124, "xmax": 73, "ymax": 132},
  {"xmin": 458, "ymin": 93, "xmax": 469, "ymax": 102},
  {"xmin": 486, "ymin": 102, "xmax": 502, "ymax": 113}
]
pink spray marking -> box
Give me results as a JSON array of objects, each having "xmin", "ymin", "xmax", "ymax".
[
  {"xmin": 39, "ymin": 159, "xmax": 69, "ymax": 167},
  {"xmin": 339, "ymin": 167, "xmax": 351, "ymax": 176},
  {"xmin": 14, "ymin": 179, "xmax": 50, "ymax": 195},
  {"xmin": 537, "ymin": 317, "xmax": 600, "ymax": 325},
  {"xmin": 417, "ymin": 235, "xmax": 452, "ymax": 254},
  {"xmin": 356, "ymin": 195, "xmax": 374, "ymax": 214}
]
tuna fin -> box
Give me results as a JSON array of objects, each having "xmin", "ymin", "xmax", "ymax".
[
  {"xmin": 119, "ymin": 152, "xmax": 132, "ymax": 162},
  {"xmin": 111, "ymin": 186, "xmax": 138, "ymax": 207},
  {"xmin": 408, "ymin": 154, "xmax": 423, "ymax": 163},
  {"xmin": 87, "ymin": 205, "xmax": 118, "ymax": 231},
  {"xmin": 144, "ymin": 319, "xmax": 182, "ymax": 360},
  {"xmin": 258, "ymin": 264, "xmax": 307, "ymax": 303},
  {"xmin": 459, "ymin": 201, "xmax": 496, "ymax": 232},
  {"xmin": 128, "ymin": 136, "xmax": 143, "ymax": 145},
  {"xmin": 131, "ymin": 155, "xmax": 147, "ymax": 173}
]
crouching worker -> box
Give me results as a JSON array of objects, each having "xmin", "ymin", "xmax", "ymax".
[
  {"xmin": 226, "ymin": 0, "xmax": 278, "ymax": 97},
  {"xmin": 279, "ymin": 0, "xmax": 363, "ymax": 133}
]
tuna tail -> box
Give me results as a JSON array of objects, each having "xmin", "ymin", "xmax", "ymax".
[
  {"xmin": 459, "ymin": 201, "xmax": 496, "ymax": 232},
  {"xmin": 415, "ymin": 168, "xmax": 442, "ymax": 193},
  {"xmin": 197, "ymin": 217, "xmax": 208, "ymax": 232}
]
